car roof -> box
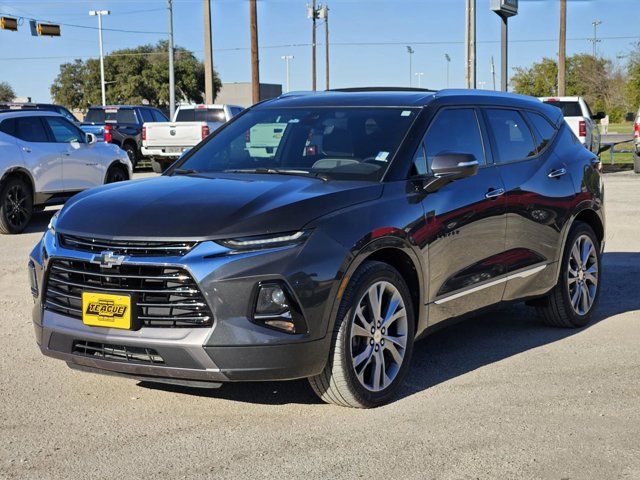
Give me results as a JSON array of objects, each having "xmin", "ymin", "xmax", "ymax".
[
  {"xmin": 88, "ymin": 105, "xmax": 151, "ymax": 110},
  {"xmin": 0, "ymin": 110, "xmax": 63, "ymax": 119},
  {"xmin": 256, "ymin": 88, "xmax": 561, "ymax": 122}
]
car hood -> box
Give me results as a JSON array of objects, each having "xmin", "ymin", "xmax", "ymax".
[{"xmin": 57, "ymin": 173, "xmax": 382, "ymax": 240}]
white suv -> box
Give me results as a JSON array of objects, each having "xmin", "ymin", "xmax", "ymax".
[{"xmin": 0, "ymin": 111, "xmax": 132, "ymax": 234}]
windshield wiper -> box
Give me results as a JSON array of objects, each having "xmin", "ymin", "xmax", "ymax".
[
  {"xmin": 223, "ymin": 168, "xmax": 329, "ymax": 181},
  {"xmin": 173, "ymin": 168, "xmax": 199, "ymax": 175}
]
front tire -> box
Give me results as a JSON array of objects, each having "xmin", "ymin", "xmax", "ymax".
[
  {"xmin": 0, "ymin": 176, "xmax": 33, "ymax": 234},
  {"xmin": 123, "ymin": 143, "xmax": 139, "ymax": 169},
  {"xmin": 309, "ymin": 261, "xmax": 415, "ymax": 408},
  {"xmin": 536, "ymin": 222, "xmax": 601, "ymax": 328}
]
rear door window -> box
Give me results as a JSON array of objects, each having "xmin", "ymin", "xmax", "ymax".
[
  {"xmin": 45, "ymin": 117, "xmax": 85, "ymax": 143},
  {"xmin": 484, "ymin": 109, "xmax": 537, "ymax": 163},
  {"xmin": 423, "ymin": 108, "xmax": 485, "ymax": 169},
  {"xmin": 15, "ymin": 117, "xmax": 49, "ymax": 143}
]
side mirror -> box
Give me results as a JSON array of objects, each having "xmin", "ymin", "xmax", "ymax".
[
  {"xmin": 86, "ymin": 133, "xmax": 97, "ymax": 145},
  {"xmin": 425, "ymin": 153, "xmax": 479, "ymax": 192},
  {"xmin": 592, "ymin": 112, "xmax": 606, "ymax": 121}
]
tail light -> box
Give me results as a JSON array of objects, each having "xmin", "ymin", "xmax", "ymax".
[
  {"xmin": 201, "ymin": 125, "xmax": 210, "ymax": 140},
  {"xmin": 245, "ymin": 130, "xmax": 251, "ymax": 142},
  {"xmin": 634, "ymin": 122, "xmax": 639, "ymax": 138},
  {"xmin": 141, "ymin": 125, "xmax": 146, "ymax": 141},
  {"xmin": 578, "ymin": 120, "xmax": 586, "ymax": 137},
  {"xmin": 103, "ymin": 124, "xmax": 113, "ymax": 143}
]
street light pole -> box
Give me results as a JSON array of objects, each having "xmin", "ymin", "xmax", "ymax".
[
  {"xmin": 89, "ymin": 10, "xmax": 110, "ymax": 106},
  {"xmin": 167, "ymin": 0, "xmax": 176, "ymax": 118},
  {"xmin": 281, "ymin": 55, "xmax": 294, "ymax": 92},
  {"xmin": 203, "ymin": 0, "xmax": 214, "ymax": 104},
  {"xmin": 414, "ymin": 72, "xmax": 424, "ymax": 88},
  {"xmin": 309, "ymin": 1, "xmax": 317, "ymax": 91},
  {"xmin": 406, "ymin": 46, "xmax": 414, "ymax": 87}
]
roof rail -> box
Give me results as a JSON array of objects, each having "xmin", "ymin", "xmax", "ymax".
[{"xmin": 329, "ymin": 87, "xmax": 437, "ymax": 93}]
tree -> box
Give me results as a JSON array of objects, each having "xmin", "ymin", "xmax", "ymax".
[
  {"xmin": 50, "ymin": 41, "xmax": 221, "ymax": 110},
  {"xmin": 0, "ymin": 82, "xmax": 15, "ymax": 102},
  {"xmin": 512, "ymin": 54, "xmax": 629, "ymax": 122},
  {"xmin": 626, "ymin": 42, "xmax": 640, "ymax": 110}
]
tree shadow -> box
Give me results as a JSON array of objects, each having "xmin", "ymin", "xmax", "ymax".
[{"xmin": 139, "ymin": 251, "xmax": 639, "ymax": 405}]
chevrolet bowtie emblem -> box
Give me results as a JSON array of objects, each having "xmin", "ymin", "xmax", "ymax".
[{"xmin": 90, "ymin": 251, "xmax": 125, "ymax": 268}]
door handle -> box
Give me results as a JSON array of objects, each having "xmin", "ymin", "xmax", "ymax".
[
  {"xmin": 22, "ymin": 147, "xmax": 31, "ymax": 153},
  {"xmin": 63, "ymin": 152, "xmax": 71, "ymax": 156},
  {"xmin": 84, "ymin": 163, "xmax": 98, "ymax": 166},
  {"xmin": 548, "ymin": 167, "xmax": 567, "ymax": 179},
  {"xmin": 485, "ymin": 188, "xmax": 505, "ymax": 199}
]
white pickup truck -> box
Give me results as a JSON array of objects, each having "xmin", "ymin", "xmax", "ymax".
[
  {"xmin": 539, "ymin": 96, "xmax": 604, "ymax": 154},
  {"xmin": 142, "ymin": 104, "xmax": 243, "ymax": 172}
]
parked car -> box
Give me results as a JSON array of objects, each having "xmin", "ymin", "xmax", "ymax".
[
  {"xmin": 29, "ymin": 88, "xmax": 605, "ymax": 408},
  {"xmin": 81, "ymin": 105, "xmax": 168, "ymax": 168},
  {"xmin": 539, "ymin": 96, "xmax": 604, "ymax": 154},
  {"xmin": 142, "ymin": 104, "xmax": 243, "ymax": 173},
  {"xmin": 0, "ymin": 111, "xmax": 132, "ymax": 234},
  {"xmin": 0, "ymin": 102, "xmax": 79, "ymax": 125}
]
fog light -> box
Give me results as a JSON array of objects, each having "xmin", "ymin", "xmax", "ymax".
[
  {"xmin": 256, "ymin": 284, "xmax": 289, "ymax": 316},
  {"xmin": 253, "ymin": 282, "xmax": 307, "ymax": 334}
]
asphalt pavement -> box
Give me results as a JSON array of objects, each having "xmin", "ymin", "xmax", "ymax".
[{"xmin": 1, "ymin": 171, "xmax": 639, "ymax": 479}]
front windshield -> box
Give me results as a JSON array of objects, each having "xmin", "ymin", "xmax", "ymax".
[{"xmin": 174, "ymin": 107, "xmax": 419, "ymax": 181}]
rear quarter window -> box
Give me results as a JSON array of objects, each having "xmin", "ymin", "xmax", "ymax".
[{"xmin": 525, "ymin": 111, "xmax": 557, "ymax": 152}]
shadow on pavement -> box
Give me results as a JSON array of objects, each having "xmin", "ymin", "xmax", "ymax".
[
  {"xmin": 137, "ymin": 252, "xmax": 640, "ymax": 406},
  {"xmin": 22, "ymin": 208, "xmax": 59, "ymax": 235}
]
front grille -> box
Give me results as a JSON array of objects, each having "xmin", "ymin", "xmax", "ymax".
[
  {"xmin": 59, "ymin": 233, "xmax": 196, "ymax": 257},
  {"xmin": 72, "ymin": 340, "xmax": 164, "ymax": 364},
  {"xmin": 44, "ymin": 259, "xmax": 213, "ymax": 328}
]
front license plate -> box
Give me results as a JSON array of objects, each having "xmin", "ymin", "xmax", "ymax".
[{"xmin": 82, "ymin": 292, "xmax": 132, "ymax": 329}]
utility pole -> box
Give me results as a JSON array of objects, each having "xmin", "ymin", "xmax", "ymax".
[
  {"xmin": 320, "ymin": 5, "xmax": 329, "ymax": 90},
  {"xmin": 250, "ymin": 0, "xmax": 260, "ymax": 104},
  {"xmin": 558, "ymin": 0, "xmax": 566, "ymax": 96},
  {"xmin": 167, "ymin": 0, "xmax": 176, "ymax": 118},
  {"xmin": 444, "ymin": 53, "xmax": 451, "ymax": 88},
  {"xmin": 89, "ymin": 10, "xmax": 110, "ymax": 106},
  {"xmin": 590, "ymin": 19, "xmax": 602, "ymax": 58},
  {"xmin": 406, "ymin": 46, "xmax": 414, "ymax": 87},
  {"xmin": 203, "ymin": 0, "xmax": 214, "ymax": 104},
  {"xmin": 281, "ymin": 55, "xmax": 294, "ymax": 92},
  {"xmin": 464, "ymin": 0, "xmax": 476, "ymax": 89},
  {"xmin": 490, "ymin": 56, "xmax": 496, "ymax": 90},
  {"xmin": 414, "ymin": 72, "xmax": 424, "ymax": 88},
  {"xmin": 309, "ymin": 1, "xmax": 317, "ymax": 91}
]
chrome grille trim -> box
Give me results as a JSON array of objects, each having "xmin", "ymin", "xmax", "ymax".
[
  {"xmin": 44, "ymin": 259, "xmax": 213, "ymax": 328},
  {"xmin": 59, "ymin": 233, "xmax": 197, "ymax": 257}
]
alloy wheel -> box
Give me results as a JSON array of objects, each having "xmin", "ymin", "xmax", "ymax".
[
  {"xmin": 3, "ymin": 184, "xmax": 29, "ymax": 230},
  {"xmin": 107, "ymin": 168, "xmax": 127, "ymax": 183},
  {"xmin": 350, "ymin": 281, "xmax": 408, "ymax": 392},
  {"xmin": 567, "ymin": 234, "xmax": 599, "ymax": 315}
]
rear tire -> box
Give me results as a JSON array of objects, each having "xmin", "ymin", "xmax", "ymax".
[
  {"xmin": 151, "ymin": 158, "xmax": 166, "ymax": 174},
  {"xmin": 308, "ymin": 261, "xmax": 415, "ymax": 408},
  {"xmin": 123, "ymin": 143, "xmax": 139, "ymax": 169},
  {"xmin": 0, "ymin": 176, "xmax": 33, "ymax": 234},
  {"xmin": 535, "ymin": 222, "xmax": 601, "ymax": 328}
]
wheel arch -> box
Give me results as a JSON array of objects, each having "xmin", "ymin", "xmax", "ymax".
[
  {"xmin": 328, "ymin": 236, "xmax": 427, "ymax": 338},
  {"xmin": 0, "ymin": 167, "xmax": 35, "ymax": 198}
]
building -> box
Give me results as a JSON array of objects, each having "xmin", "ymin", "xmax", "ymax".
[{"xmin": 215, "ymin": 83, "xmax": 282, "ymax": 107}]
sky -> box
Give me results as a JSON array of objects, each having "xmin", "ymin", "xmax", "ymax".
[{"xmin": 0, "ymin": 0, "xmax": 638, "ymax": 103}]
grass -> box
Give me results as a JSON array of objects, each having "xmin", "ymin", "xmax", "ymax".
[{"xmin": 605, "ymin": 122, "xmax": 633, "ymax": 134}]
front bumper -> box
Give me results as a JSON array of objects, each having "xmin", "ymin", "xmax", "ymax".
[{"xmin": 29, "ymin": 229, "xmax": 345, "ymax": 386}]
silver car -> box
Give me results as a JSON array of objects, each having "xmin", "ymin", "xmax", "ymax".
[{"xmin": 0, "ymin": 111, "xmax": 132, "ymax": 234}]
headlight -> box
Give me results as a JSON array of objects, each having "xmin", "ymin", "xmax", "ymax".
[
  {"xmin": 217, "ymin": 230, "xmax": 309, "ymax": 250},
  {"xmin": 47, "ymin": 212, "xmax": 60, "ymax": 235}
]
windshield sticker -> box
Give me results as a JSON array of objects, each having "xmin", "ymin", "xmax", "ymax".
[
  {"xmin": 375, "ymin": 151, "xmax": 389, "ymax": 162},
  {"xmin": 401, "ymin": 110, "xmax": 412, "ymax": 117}
]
